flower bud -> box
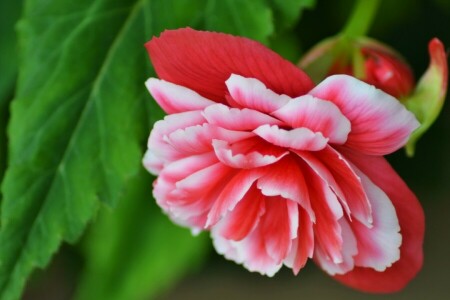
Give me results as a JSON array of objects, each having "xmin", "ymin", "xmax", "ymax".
[{"xmin": 299, "ymin": 37, "xmax": 415, "ymax": 99}]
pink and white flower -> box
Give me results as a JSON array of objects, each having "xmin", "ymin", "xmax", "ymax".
[{"xmin": 143, "ymin": 28, "xmax": 425, "ymax": 293}]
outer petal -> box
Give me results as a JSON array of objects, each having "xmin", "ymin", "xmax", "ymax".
[
  {"xmin": 225, "ymin": 74, "xmax": 291, "ymax": 113},
  {"xmin": 254, "ymin": 125, "xmax": 328, "ymax": 151},
  {"xmin": 146, "ymin": 28, "xmax": 314, "ymax": 102},
  {"xmin": 145, "ymin": 78, "xmax": 215, "ymax": 114},
  {"xmin": 273, "ymin": 95, "xmax": 351, "ymax": 144},
  {"xmin": 333, "ymin": 148, "xmax": 424, "ymax": 293},
  {"xmin": 309, "ymin": 75, "xmax": 419, "ymax": 155},
  {"xmin": 203, "ymin": 103, "xmax": 283, "ymax": 131}
]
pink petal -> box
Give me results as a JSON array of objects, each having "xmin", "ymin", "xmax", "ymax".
[
  {"xmin": 225, "ymin": 74, "xmax": 291, "ymax": 113},
  {"xmin": 310, "ymin": 146, "xmax": 373, "ymax": 227},
  {"xmin": 262, "ymin": 198, "xmax": 298, "ymax": 263},
  {"xmin": 146, "ymin": 28, "xmax": 314, "ymax": 103},
  {"xmin": 218, "ymin": 185, "xmax": 266, "ymax": 241},
  {"xmin": 165, "ymin": 123, "xmax": 253, "ymax": 155},
  {"xmin": 212, "ymin": 225, "xmax": 283, "ymax": 276},
  {"xmin": 309, "ymin": 75, "xmax": 419, "ymax": 155},
  {"xmin": 254, "ymin": 125, "xmax": 328, "ymax": 151},
  {"xmin": 349, "ymin": 166, "xmax": 401, "ymax": 271},
  {"xmin": 333, "ymin": 148, "xmax": 424, "ymax": 293},
  {"xmin": 145, "ymin": 111, "xmax": 206, "ymax": 174},
  {"xmin": 304, "ymin": 166, "xmax": 344, "ymax": 264},
  {"xmin": 256, "ymin": 156, "xmax": 315, "ymax": 222},
  {"xmin": 202, "ymin": 103, "xmax": 283, "ymax": 131},
  {"xmin": 145, "ymin": 78, "xmax": 215, "ymax": 114},
  {"xmin": 288, "ymin": 208, "xmax": 315, "ymax": 274},
  {"xmin": 206, "ymin": 169, "xmax": 264, "ymax": 227},
  {"xmin": 273, "ymin": 95, "xmax": 351, "ymax": 144},
  {"xmin": 315, "ymin": 218, "xmax": 357, "ymax": 275},
  {"xmin": 212, "ymin": 138, "xmax": 288, "ymax": 169}
]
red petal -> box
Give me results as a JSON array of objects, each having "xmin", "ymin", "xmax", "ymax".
[
  {"xmin": 146, "ymin": 28, "xmax": 314, "ymax": 102},
  {"xmin": 333, "ymin": 148, "xmax": 424, "ymax": 293}
]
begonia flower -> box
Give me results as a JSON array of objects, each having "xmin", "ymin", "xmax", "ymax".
[{"xmin": 143, "ymin": 28, "xmax": 425, "ymax": 293}]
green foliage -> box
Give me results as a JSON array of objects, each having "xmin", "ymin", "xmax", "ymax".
[
  {"xmin": 0, "ymin": 0, "xmax": 316, "ymax": 299},
  {"xmin": 75, "ymin": 170, "xmax": 209, "ymax": 300},
  {"xmin": 0, "ymin": 0, "xmax": 23, "ymax": 195}
]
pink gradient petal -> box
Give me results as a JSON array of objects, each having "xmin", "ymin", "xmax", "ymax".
[
  {"xmin": 315, "ymin": 218, "xmax": 357, "ymax": 275},
  {"xmin": 212, "ymin": 139, "xmax": 288, "ymax": 169},
  {"xmin": 202, "ymin": 103, "xmax": 283, "ymax": 131},
  {"xmin": 254, "ymin": 125, "xmax": 328, "ymax": 151},
  {"xmin": 147, "ymin": 28, "xmax": 314, "ymax": 103},
  {"xmin": 145, "ymin": 111, "xmax": 206, "ymax": 174},
  {"xmin": 212, "ymin": 225, "xmax": 283, "ymax": 276},
  {"xmin": 290, "ymin": 208, "xmax": 315, "ymax": 274},
  {"xmin": 333, "ymin": 148, "xmax": 424, "ymax": 293},
  {"xmin": 225, "ymin": 74, "xmax": 291, "ymax": 113},
  {"xmin": 309, "ymin": 75, "xmax": 419, "ymax": 155},
  {"xmin": 305, "ymin": 166, "xmax": 344, "ymax": 264},
  {"xmin": 218, "ymin": 185, "xmax": 266, "ymax": 241},
  {"xmin": 256, "ymin": 156, "xmax": 315, "ymax": 221},
  {"xmin": 273, "ymin": 95, "xmax": 351, "ymax": 144},
  {"xmin": 206, "ymin": 169, "xmax": 265, "ymax": 227},
  {"xmin": 311, "ymin": 146, "xmax": 372, "ymax": 227},
  {"xmin": 262, "ymin": 198, "xmax": 298, "ymax": 263},
  {"xmin": 165, "ymin": 123, "xmax": 253, "ymax": 155},
  {"xmin": 349, "ymin": 166, "xmax": 401, "ymax": 271},
  {"xmin": 145, "ymin": 78, "xmax": 215, "ymax": 114}
]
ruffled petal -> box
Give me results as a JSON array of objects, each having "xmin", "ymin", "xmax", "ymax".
[
  {"xmin": 145, "ymin": 78, "xmax": 215, "ymax": 114},
  {"xmin": 225, "ymin": 74, "xmax": 291, "ymax": 113},
  {"xmin": 218, "ymin": 185, "xmax": 266, "ymax": 241},
  {"xmin": 144, "ymin": 111, "xmax": 206, "ymax": 174},
  {"xmin": 212, "ymin": 139, "xmax": 288, "ymax": 169},
  {"xmin": 333, "ymin": 148, "xmax": 424, "ymax": 293},
  {"xmin": 254, "ymin": 125, "xmax": 328, "ymax": 151},
  {"xmin": 256, "ymin": 156, "xmax": 315, "ymax": 221},
  {"xmin": 273, "ymin": 95, "xmax": 351, "ymax": 144},
  {"xmin": 202, "ymin": 103, "xmax": 283, "ymax": 131},
  {"xmin": 146, "ymin": 28, "xmax": 314, "ymax": 102},
  {"xmin": 309, "ymin": 75, "xmax": 419, "ymax": 155},
  {"xmin": 284, "ymin": 208, "xmax": 314, "ymax": 274}
]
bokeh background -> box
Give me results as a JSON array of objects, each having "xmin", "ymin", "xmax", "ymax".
[{"xmin": 0, "ymin": 0, "xmax": 448, "ymax": 299}]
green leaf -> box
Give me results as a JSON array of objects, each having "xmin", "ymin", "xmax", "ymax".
[
  {"xmin": 0, "ymin": 0, "xmax": 23, "ymax": 193},
  {"xmin": 0, "ymin": 0, "xmax": 206, "ymax": 298},
  {"xmin": 74, "ymin": 170, "xmax": 209, "ymax": 300},
  {"xmin": 269, "ymin": 0, "xmax": 316, "ymax": 31},
  {"xmin": 204, "ymin": 0, "xmax": 274, "ymax": 44}
]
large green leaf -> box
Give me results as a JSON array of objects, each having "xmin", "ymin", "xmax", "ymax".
[
  {"xmin": 0, "ymin": 0, "xmax": 153, "ymax": 298},
  {"xmin": 75, "ymin": 170, "xmax": 209, "ymax": 300},
  {"xmin": 204, "ymin": 0, "xmax": 274, "ymax": 44},
  {"xmin": 0, "ymin": 0, "xmax": 23, "ymax": 193},
  {"xmin": 270, "ymin": 0, "xmax": 316, "ymax": 31}
]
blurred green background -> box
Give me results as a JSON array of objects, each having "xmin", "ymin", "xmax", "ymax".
[{"xmin": 0, "ymin": 0, "xmax": 449, "ymax": 299}]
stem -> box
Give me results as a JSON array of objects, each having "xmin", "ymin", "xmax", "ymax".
[{"xmin": 343, "ymin": 0, "xmax": 381, "ymax": 38}]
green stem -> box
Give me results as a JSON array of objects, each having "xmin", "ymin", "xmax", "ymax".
[{"xmin": 343, "ymin": 0, "xmax": 381, "ymax": 38}]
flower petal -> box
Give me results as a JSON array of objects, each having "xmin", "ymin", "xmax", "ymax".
[
  {"xmin": 212, "ymin": 138, "xmax": 288, "ymax": 169},
  {"xmin": 254, "ymin": 125, "xmax": 328, "ymax": 151},
  {"xmin": 145, "ymin": 78, "xmax": 215, "ymax": 114},
  {"xmin": 206, "ymin": 169, "xmax": 264, "ymax": 227},
  {"xmin": 262, "ymin": 198, "xmax": 298, "ymax": 263},
  {"xmin": 256, "ymin": 156, "xmax": 315, "ymax": 221},
  {"xmin": 225, "ymin": 74, "xmax": 291, "ymax": 113},
  {"xmin": 218, "ymin": 185, "xmax": 266, "ymax": 241},
  {"xmin": 284, "ymin": 208, "xmax": 314, "ymax": 274},
  {"xmin": 202, "ymin": 103, "xmax": 283, "ymax": 131},
  {"xmin": 146, "ymin": 28, "xmax": 314, "ymax": 102},
  {"xmin": 273, "ymin": 95, "xmax": 351, "ymax": 144},
  {"xmin": 333, "ymin": 148, "xmax": 424, "ymax": 293},
  {"xmin": 309, "ymin": 75, "xmax": 419, "ymax": 155}
]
